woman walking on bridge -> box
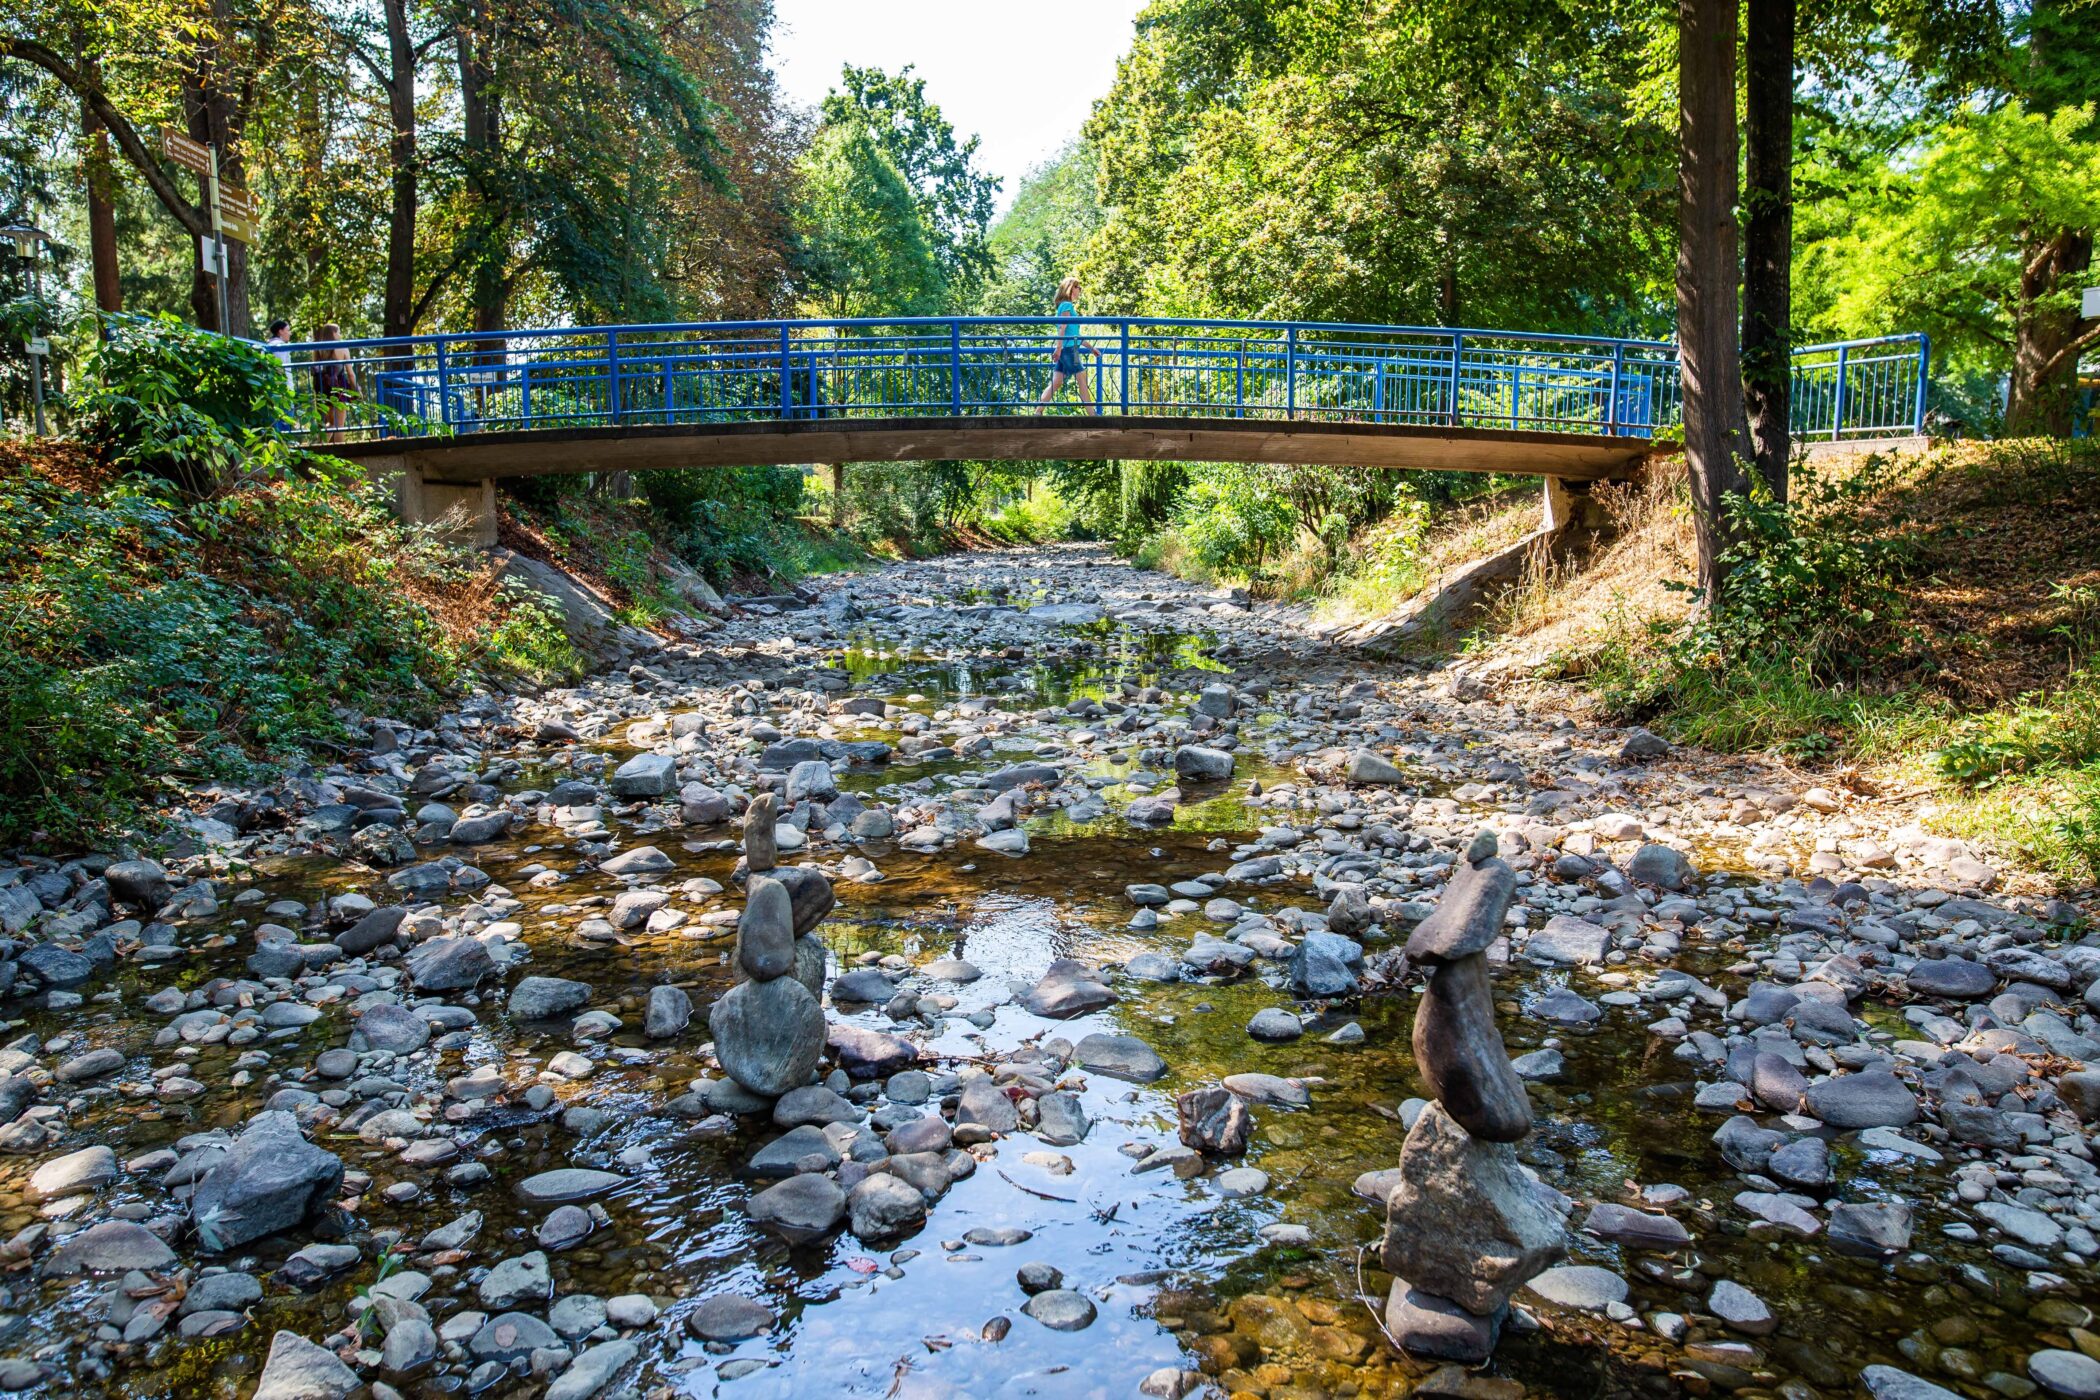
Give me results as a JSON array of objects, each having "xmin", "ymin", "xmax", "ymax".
[{"xmin": 1037, "ymin": 277, "xmax": 1093, "ymax": 409}]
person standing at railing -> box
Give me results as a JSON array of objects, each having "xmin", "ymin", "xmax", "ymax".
[
  {"xmin": 1038, "ymin": 276, "xmax": 1094, "ymax": 409},
  {"xmin": 311, "ymin": 322, "xmax": 360, "ymax": 437}
]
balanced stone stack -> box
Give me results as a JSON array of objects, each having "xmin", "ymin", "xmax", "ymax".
[
  {"xmin": 1379, "ymin": 831, "xmax": 1567, "ymax": 1362},
  {"xmin": 707, "ymin": 792, "xmax": 835, "ymax": 1098}
]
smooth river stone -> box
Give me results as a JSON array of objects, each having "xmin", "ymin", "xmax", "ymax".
[
  {"xmin": 771, "ymin": 864, "xmax": 836, "ymax": 936},
  {"xmin": 736, "ymin": 877, "xmax": 796, "ymax": 981},
  {"xmin": 1381, "ymin": 1103, "xmax": 1567, "ymax": 1315},
  {"xmin": 1406, "ymin": 857, "xmax": 1517, "ymax": 962},
  {"xmin": 709, "ymin": 975, "xmax": 825, "ymax": 1097},
  {"xmin": 743, "ymin": 793, "xmax": 779, "ymax": 873},
  {"xmin": 1412, "ymin": 952, "xmax": 1532, "ymax": 1142}
]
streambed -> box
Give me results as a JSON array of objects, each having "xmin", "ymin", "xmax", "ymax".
[{"xmin": 0, "ymin": 546, "xmax": 2092, "ymax": 1400}]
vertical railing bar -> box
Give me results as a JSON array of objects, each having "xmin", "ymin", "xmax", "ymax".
[
  {"xmin": 1285, "ymin": 326, "xmax": 1297, "ymax": 420},
  {"xmin": 780, "ymin": 323, "xmax": 793, "ymax": 418},
  {"xmin": 1120, "ymin": 321, "xmax": 1130, "ymax": 415},
  {"xmin": 1912, "ymin": 334, "xmax": 1931, "ymax": 435},
  {"xmin": 436, "ymin": 338, "xmax": 452, "ymax": 431},
  {"xmin": 1607, "ymin": 343, "xmax": 1623, "ymax": 436},
  {"xmin": 1447, "ymin": 332, "xmax": 1463, "ymax": 427},
  {"xmin": 607, "ymin": 330, "xmax": 622, "ymax": 426},
  {"xmin": 950, "ymin": 320, "xmax": 962, "ymax": 415},
  {"xmin": 1831, "ymin": 342, "xmax": 1849, "ymax": 440}
]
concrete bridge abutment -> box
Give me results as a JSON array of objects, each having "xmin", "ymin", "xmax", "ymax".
[{"xmin": 361, "ymin": 453, "xmax": 500, "ymax": 550}]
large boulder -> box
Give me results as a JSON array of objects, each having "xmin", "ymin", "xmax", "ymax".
[
  {"xmin": 1287, "ymin": 931, "xmax": 1363, "ymax": 998},
  {"xmin": 1380, "ymin": 1104, "xmax": 1567, "ymax": 1315},
  {"xmin": 1173, "ymin": 746, "xmax": 1235, "ymax": 783},
  {"xmin": 1024, "ymin": 960, "xmax": 1118, "ymax": 1018},
  {"xmin": 610, "ymin": 752, "xmax": 676, "ymax": 798},
  {"xmin": 708, "ymin": 976, "xmax": 825, "ymax": 1098},
  {"xmin": 1625, "ymin": 843, "xmax": 1697, "ymax": 890},
  {"xmin": 190, "ymin": 1111, "xmax": 344, "ymax": 1250},
  {"xmin": 407, "ymin": 936, "xmax": 493, "ymax": 992},
  {"xmin": 1804, "ymin": 1070, "xmax": 1918, "ymax": 1130},
  {"xmin": 507, "ymin": 976, "xmax": 591, "ymax": 1020},
  {"xmin": 254, "ymin": 1330, "xmax": 361, "ymax": 1400}
]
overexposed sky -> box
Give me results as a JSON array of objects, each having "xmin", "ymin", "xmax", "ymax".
[{"xmin": 770, "ymin": 0, "xmax": 1146, "ymax": 212}]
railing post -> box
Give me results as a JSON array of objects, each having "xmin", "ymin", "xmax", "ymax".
[
  {"xmin": 1285, "ymin": 326, "xmax": 1297, "ymax": 419},
  {"xmin": 1912, "ymin": 334, "xmax": 1931, "ymax": 435},
  {"xmin": 950, "ymin": 320, "xmax": 962, "ymax": 415},
  {"xmin": 1235, "ymin": 341, "xmax": 1245, "ymax": 418},
  {"xmin": 1373, "ymin": 361, "xmax": 1384, "ymax": 418},
  {"xmin": 607, "ymin": 331, "xmax": 622, "ymax": 425},
  {"xmin": 1447, "ymin": 332, "xmax": 1463, "ymax": 427},
  {"xmin": 780, "ymin": 323, "xmax": 793, "ymax": 419},
  {"xmin": 435, "ymin": 339, "xmax": 452, "ymax": 431},
  {"xmin": 1119, "ymin": 322, "xmax": 1130, "ymax": 414},
  {"xmin": 1607, "ymin": 342, "xmax": 1623, "ymax": 435},
  {"xmin": 1511, "ymin": 365, "xmax": 1522, "ymax": 430},
  {"xmin": 662, "ymin": 360, "xmax": 673, "ymax": 421},
  {"xmin": 1830, "ymin": 342, "xmax": 1849, "ymax": 440}
]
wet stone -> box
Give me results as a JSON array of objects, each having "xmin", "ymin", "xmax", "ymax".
[{"xmin": 1021, "ymin": 1289, "xmax": 1097, "ymax": 1331}]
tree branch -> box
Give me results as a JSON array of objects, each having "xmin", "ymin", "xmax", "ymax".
[
  {"xmin": 0, "ymin": 37, "xmax": 208, "ymax": 239},
  {"xmin": 2035, "ymin": 320, "xmax": 2100, "ymax": 384}
]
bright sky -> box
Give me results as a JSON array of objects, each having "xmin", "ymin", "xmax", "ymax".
[{"xmin": 770, "ymin": 0, "xmax": 1146, "ymax": 214}]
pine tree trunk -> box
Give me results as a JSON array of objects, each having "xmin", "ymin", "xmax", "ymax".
[
  {"xmin": 1741, "ymin": 0, "xmax": 1792, "ymax": 502},
  {"xmin": 1677, "ymin": 0, "xmax": 1753, "ymax": 603}
]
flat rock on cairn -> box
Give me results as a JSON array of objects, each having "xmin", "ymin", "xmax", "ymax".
[
  {"xmin": 1378, "ymin": 830, "xmax": 1567, "ymax": 1362},
  {"xmin": 709, "ymin": 851, "xmax": 832, "ymax": 1098}
]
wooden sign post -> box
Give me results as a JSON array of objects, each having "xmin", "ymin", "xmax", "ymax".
[{"xmin": 161, "ymin": 127, "xmax": 257, "ymax": 333}]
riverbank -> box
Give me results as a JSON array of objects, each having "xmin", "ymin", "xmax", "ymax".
[{"xmin": 0, "ymin": 544, "xmax": 2093, "ymax": 1399}]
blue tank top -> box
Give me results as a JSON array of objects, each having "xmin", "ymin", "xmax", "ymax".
[{"xmin": 1056, "ymin": 300, "xmax": 1081, "ymax": 347}]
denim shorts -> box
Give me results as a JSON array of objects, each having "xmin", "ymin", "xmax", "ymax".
[{"xmin": 1054, "ymin": 345, "xmax": 1083, "ymax": 375}]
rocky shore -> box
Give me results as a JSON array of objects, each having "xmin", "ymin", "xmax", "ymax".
[{"xmin": 0, "ymin": 543, "xmax": 2093, "ymax": 1400}]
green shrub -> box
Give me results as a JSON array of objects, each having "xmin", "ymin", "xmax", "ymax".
[
  {"xmin": 0, "ymin": 457, "xmax": 469, "ymax": 845},
  {"xmin": 639, "ymin": 465, "xmax": 809, "ymax": 581},
  {"xmin": 1676, "ymin": 458, "xmax": 1919, "ymax": 681},
  {"xmin": 69, "ymin": 314, "xmax": 298, "ymax": 495}
]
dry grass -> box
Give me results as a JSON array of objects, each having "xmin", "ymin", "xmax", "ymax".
[{"xmin": 1489, "ymin": 455, "xmax": 1698, "ymax": 665}]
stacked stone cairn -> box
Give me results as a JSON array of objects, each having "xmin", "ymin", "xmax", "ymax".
[
  {"xmin": 1379, "ymin": 830, "xmax": 1569, "ymax": 1362},
  {"xmin": 705, "ymin": 792, "xmax": 837, "ymax": 1098}
]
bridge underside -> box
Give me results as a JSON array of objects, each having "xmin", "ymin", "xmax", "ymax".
[
  {"xmin": 332, "ymin": 414, "xmax": 1656, "ymax": 486},
  {"xmin": 334, "ymin": 415, "xmax": 1658, "ymax": 550}
]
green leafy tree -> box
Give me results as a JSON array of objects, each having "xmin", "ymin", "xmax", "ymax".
[
  {"xmin": 978, "ymin": 140, "xmax": 1104, "ymax": 316},
  {"xmin": 819, "ymin": 64, "xmax": 999, "ymax": 308},
  {"xmin": 1811, "ymin": 101, "xmax": 2100, "ymax": 436},
  {"xmin": 793, "ymin": 124, "xmax": 943, "ymax": 318}
]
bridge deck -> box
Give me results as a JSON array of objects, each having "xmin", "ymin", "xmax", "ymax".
[{"xmin": 327, "ymin": 414, "xmax": 1657, "ymax": 483}]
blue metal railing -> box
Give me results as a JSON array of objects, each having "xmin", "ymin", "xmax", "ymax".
[{"xmin": 275, "ymin": 316, "xmax": 1929, "ymax": 449}]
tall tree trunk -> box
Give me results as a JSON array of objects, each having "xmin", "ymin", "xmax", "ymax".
[
  {"xmin": 2006, "ymin": 228, "xmax": 2095, "ymax": 436},
  {"xmin": 380, "ymin": 0, "xmax": 418, "ymax": 339},
  {"xmin": 458, "ymin": 3, "xmax": 507, "ymax": 337},
  {"xmin": 1677, "ymin": 0, "xmax": 1752, "ymax": 603},
  {"xmin": 79, "ymin": 70, "xmax": 122, "ymax": 314},
  {"xmin": 1741, "ymin": 0, "xmax": 1792, "ymax": 501}
]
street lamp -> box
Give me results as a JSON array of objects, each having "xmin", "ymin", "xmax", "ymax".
[{"xmin": 2, "ymin": 224, "xmax": 54, "ymax": 435}]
